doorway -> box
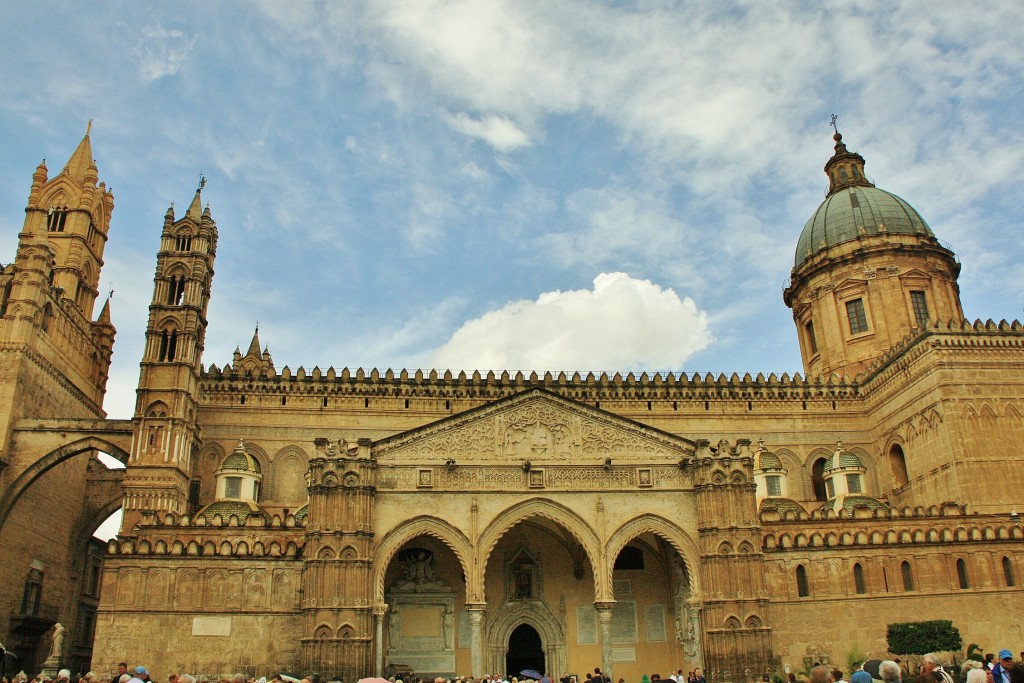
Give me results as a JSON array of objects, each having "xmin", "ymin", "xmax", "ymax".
[{"xmin": 506, "ymin": 623, "xmax": 544, "ymax": 679}]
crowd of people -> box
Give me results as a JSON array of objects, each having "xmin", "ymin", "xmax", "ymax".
[{"xmin": 0, "ymin": 652, "xmax": 1021, "ymax": 683}]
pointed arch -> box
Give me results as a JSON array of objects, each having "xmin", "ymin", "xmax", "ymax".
[
  {"xmin": 478, "ymin": 498, "xmax": 602, "ymax": 601},
  {"xmin": 485, "ymin": 598, "xmax": 567, "ymax": 677},
  {"xmin": 372, "ymin": 515, "xmax": 473, "ymax": 604},
  {"xmin": 0, "ymin": 436, "xmax": 130, "ymax": 532},
  {"xmin": 604, "ymin": 514, "xmax": 703, "ymax": 600}
]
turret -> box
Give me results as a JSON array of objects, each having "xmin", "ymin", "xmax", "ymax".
[{"xmin": 121, "ymin": 178, "xmax": 217, "ymax": 529}]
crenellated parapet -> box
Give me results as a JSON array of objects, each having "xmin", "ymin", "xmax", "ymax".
[
  {"xmin": 106, "ymin": 510, "xmax": 305, "ymax": 558},
  {"xmin": 761, "ymin": 503, "xmax": 1024, "ymax": 550}
]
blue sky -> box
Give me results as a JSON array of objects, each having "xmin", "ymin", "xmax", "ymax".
[{"xmin": 2, "ymin": 1, "xmax": 1023, "ymax": 423}]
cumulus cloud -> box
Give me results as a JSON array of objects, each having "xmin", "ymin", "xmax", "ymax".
[
  {"xmin": 133, "ymin": 24, "xmax": 197, "ymax": 81},
  {"xmin": 429, "ymin": 273, "xmax": 711, "ymax": 371},
  {"xmin": 444, "ymin": 111, "xmax": 532, "ymax": 151}
]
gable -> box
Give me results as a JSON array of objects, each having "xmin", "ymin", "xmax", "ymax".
[{"xmin": 373, "ymin": 388, "xmax": 694, "ymax": 464}]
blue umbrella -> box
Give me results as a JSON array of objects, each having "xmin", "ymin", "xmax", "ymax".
[{"xmin": 521, "ymin": 671, "xmax": 543, "ymax": 681}]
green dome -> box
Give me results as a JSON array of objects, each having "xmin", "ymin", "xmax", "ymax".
[
  {"xmin": 824, "ymin": 448, "xmax": 863, "ymax": 472},
  {"xmin": 199, "ymin": 500, "xmax": 263, "ymax": 519},
  {"xmin": 756, "ymin": 450, "xmax": 783, "ymax": 470},
  {"xmin": 795, "ymin": 185, "xmax": 932, "ymax": 267},
  {"xmin": 219, "ymin": 441, "xmax": 261, "ymax": 474}
]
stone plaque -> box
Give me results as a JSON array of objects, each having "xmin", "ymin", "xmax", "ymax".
[
  {"xmin": 576, "ymin": 605, "xmax": 598, "ymax": 644},
  {"xmin": 613, "ymin": 579, "xmax": 632, "ymax": 597},
  {"xmin": 402, "ymin": 606, "xmax": 441, "ymax": 637},
  {"xmin": 612, "ymin": 647, "xmax": 636, "ymax": 662},
  {"xmin": 645, "ymin": 604, "xmax": 666, "ymax": 642},
  {"xmin": 611, "ymin": 601, "xmax": 637, "ymax": 643},
  {"xmin": 192, "ymin": 615, "xmax": 231, "ymax": 636},
  {"xmin": 458, "ymin": 610, "xmax": 471, "ymax": 648}
]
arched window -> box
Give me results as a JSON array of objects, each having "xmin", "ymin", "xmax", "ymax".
[
  {"xmin": 853, "ymin": 563, "xmax": 866, "ymax": 594},
  {"xmin": 890, "ymin": 444, "xmax": 909, "ymax": 487},
  {"xmin": 796, "ymin": 564, "xmax": 809, "ymax": 597},
  {"xmin": 20, "ymin": 567, "xmax": 43, "ymax": 615},
  {"xmin": 811, "ymin": 458, "xmax": 828, "ymax": 501},
  {"xmin": 901, "ymin": 561, "xmax": 915, "ymax": 591},
  {"xmin": 47, "ymin": 207, "xmax": 68, "ymax": 232},
  {"xmin": 1003, "ymin": 556, "xmax": 1016, "ymax": 587},
  {"xmin": 167, "ymin": 274, "xmax": 186, "ymax": 305},
  {"xmin": 167, "ymin": 330, "xmax": 178, "ymax": 361},
  {"xmin": 956, "ymin": 558, "xmax": 970, "ymax": 589}
]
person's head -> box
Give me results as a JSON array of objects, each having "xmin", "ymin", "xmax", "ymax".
[
  {"xmin": 985, "ymin": 656, "xmax": 995, "ymax": 666},
  {"xmin": 923, "ymin": 654, "xmax": 943, "ymax": 672},
  {"xmin": 967, "ymin": 671, "xmax": 987, "ymax": 683},
  {"xmin": 233, "ymin": 676, "xmax": 244, "ymax": 683},
  {"xmin": 832, "ymin": 671, "xmax": 843, "ymax": 681},
  {"xmin": 999, "ymin": 652, "xmax": 1015, "ymax": 670},
  {"xmin": 695, "ymin": 672, "xmax": 703, "ymax": 679},
  {"xmin": 117, "ymin": 668, "xmax": 128, "ymax": 677},
  {"xmin": 808, "ymin": 666, "xmax": 829, "ymax": 683},
  {"xmin": 879, "ymin": 661, "xmax": 901, "ymax": 683},
  {"xmin": 58, "ymin": 672, "xmax": 71, "ymax": 682},
  {"xmin": 120, "ymin": 676, "xmax": 131, "ymax": 683},
  {"xmin": 134, "ymin": 669, "xmax": 149, "ymax": 682}
]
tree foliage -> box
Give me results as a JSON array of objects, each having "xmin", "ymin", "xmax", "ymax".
[{"xmin": 887, "ymin": 621, "xmax": 963, "ymax": 655}]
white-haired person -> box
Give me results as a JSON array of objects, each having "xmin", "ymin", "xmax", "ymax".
[{"xmin": 881, "ymin": 661, "xmax": 903, "ymax": 683}]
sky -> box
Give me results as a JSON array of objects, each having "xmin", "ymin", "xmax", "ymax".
[{"xmin": 2, "ymin": 0, "xmax": 1024, "ymax": 431}]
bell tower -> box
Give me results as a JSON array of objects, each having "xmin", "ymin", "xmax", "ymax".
[
  {"xmin": 784, "ymin": 128, "xmax": 963, "ymax": 378},
  {"xmin": 0, "ymin": 126, "xmax": 116, "ymax": 459},
  {"xmin": 121, "ymin": 180, "xmax": 217, "ymax": 529}
]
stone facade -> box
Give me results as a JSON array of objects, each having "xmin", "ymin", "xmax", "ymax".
[{"xmin": 1, "ymin": 131, "xmax": 1022, "ymax": 683}]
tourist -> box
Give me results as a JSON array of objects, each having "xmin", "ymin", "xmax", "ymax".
[
  {"xmin": 851, "ymin": 662, "xmax": 871, "ymax": 683},
  {"xmin": 809, "ymin": 667, "xmax": 829, "ymax": 683},
  {"xmin": 991, "ymin": 651, "xmax": 1022, "ymax": 683},
  {"xmin": 880, "ymin": 661, "xmax": 902, "ymax": 683}
]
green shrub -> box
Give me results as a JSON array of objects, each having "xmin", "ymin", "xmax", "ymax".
[{"xmin": 886, "ymin": 620, "xmax": 963, "ymax": 655}]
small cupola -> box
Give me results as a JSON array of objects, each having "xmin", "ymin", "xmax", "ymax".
[
  {"xmin": 824, "ymin": 130, "xmax": 874, "ymax": 195},
  {"xmin": 215, "ymin": 439, "xmax": 263, "ymax": 501},
  {"xmin": 752, "ymin": 439, "xmax": 789, "ymax": 502}
]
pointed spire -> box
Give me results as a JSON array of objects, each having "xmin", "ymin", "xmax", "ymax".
[
  {"xmin": 97, "ymin": 297, "xmax": 112, "ymax": 325},
  {"xmin": 823, "ymin": 117, "xmax": 874, "ymax": 196},
  {"xmin": 245, "ymin": 324, "xmax": 261, "ymax": 358},
  {"xmin": 186, "ymin": 174, "xmax": 206, "ymax": 221},
  {"xmin": 63, "ymin": 121, "xmax": 96, "ymax": 181}
]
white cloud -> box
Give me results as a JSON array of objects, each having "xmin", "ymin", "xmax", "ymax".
[
  {"xmin": 134, "ymin": 24, "xmax": 197, "ymax": 81},
  {"xmin": 444, "ymin": 112, "xmax": 532, "ymax": 151},
  {"xmin": 428, "ymin": 273, "xmax": 711, "ymax": 371}
]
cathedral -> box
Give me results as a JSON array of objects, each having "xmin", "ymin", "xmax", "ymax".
[{"xmin": 0, "ymin": 127, "xmax": 1022, "ymax": 683}]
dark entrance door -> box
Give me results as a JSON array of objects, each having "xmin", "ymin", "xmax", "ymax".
[{"xmin": 505, "ymin": 623, "xmax": 545, "ymax": 679}]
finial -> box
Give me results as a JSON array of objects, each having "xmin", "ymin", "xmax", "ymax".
[
  {"xmin": 255, "ymin": 321, "xmax": 259, "ymax": 334},
  {"xmin": 108, "ymin": 284, "xmax": 115, "ymax": 299},
  {"xmin": 830, "ymin": 113, "xmax": 839, "ymax": 135},
  {"xmin": 86, "ymin": 119, "xmax": 93, "ymax": 135},
  {"xmin": 197, "ymin": 173, "xmax": 206, "ymax": 193}
]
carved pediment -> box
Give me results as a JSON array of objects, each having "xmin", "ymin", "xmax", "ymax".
[{"xmin": 373, "ymin": 388, "xmax": 694, "ymax": 464}]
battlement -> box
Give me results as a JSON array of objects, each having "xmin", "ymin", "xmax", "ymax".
[{"xmin": 107, "ymin": 510, "xmax": 305, "ymax": 558}]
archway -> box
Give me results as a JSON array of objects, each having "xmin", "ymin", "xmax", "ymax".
[
  {"xmin": 506, "ymin": 623, "xmax": 544, "ymax": 678},
  {"xmin": 811, "ymin": 457, "xmax": 828, "ymax": 501},
  {"xmin": 604, "ymin": 517, "xmax": 705, "ymax": 679},
  {"xmin": 379, "ymin": 534, "xmax": 468, "ymax": 678}
]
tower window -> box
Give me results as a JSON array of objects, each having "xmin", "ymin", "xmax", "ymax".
[
  {"xmin": 175, "ymin": 235, "xmax": 193, "ymax": 251},
  {"xmin": 825, "ymin": 477, "xmax": 836, "ymax": 498},
  {"xmin": 47, "ymin": 208, "xmax": 68, "ymax": 232},
  {"xmin": 167, "ymin": 275, "xmax": 186, "ymax": 305},
  {"xmin": 853, "ymin": 563, "xmax": 866, "ymax": 594},
  {"xmin": 956, "ymin": 558, "xmax": 970, "ymax": 589},
  {"xmin": 890, "ymin": 444, "xmax": 909, "ymax": 487},
  {"xmin": 910, "ymin": 290, "xmax": 929, "ymax": 327},
  {"xmin": 796, "ymin": 564, "xmax": 809, "ymax": 597},
  {"xmin": 846, "ymin": 473, "xmax": 862, "ymax": 493},
  {"xmin": 811, "ymin": 457, "xmax": 827, "ymax": 501},
  {"xmin": 188, "ymin": 479, "xmax": 202, "ymax": 507},
  {"xmin": 901, "ymin": 561, "xmax": 915, "ymax": 591},
  {"xmin": 766, "ymin": 475, "xmax": 782, "ymax": 497},
  {"xmin": 846, "ymin": 298, "xmax": 869, "ymax": 335},
  {"xmin": 839, "ymin": 167, "xmax": 849, "ymax": 182},
  {"xmin": 1003, "ymin": 556, "xmax": 1016, "ymax": 587},
  {"xmin": 805, "ymin": 320, "xmax": 818, "ymax": 354}
]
